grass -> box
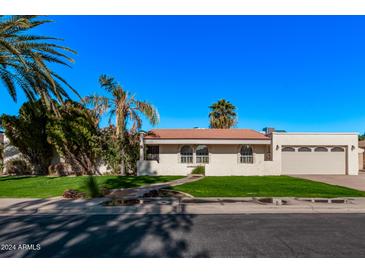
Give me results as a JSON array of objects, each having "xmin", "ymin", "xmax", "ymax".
[
  {"xmin": 0, "ymin": 175, "xmax": 183, "ymax": 198},
  {"xmin": 172, "ymin": 176, "xmax": 365, "ymax": 198}
]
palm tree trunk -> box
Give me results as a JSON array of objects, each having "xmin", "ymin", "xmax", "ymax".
[
  {"xmin": 116, "ymin": 113, "xmax": 126, "ymax": 176},
  {"xmin": 120, "ymin": 147, "xmax": 126, "ymax": 176}
]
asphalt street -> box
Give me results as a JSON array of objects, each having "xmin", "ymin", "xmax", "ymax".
[{"xmin": 1, "ymin": 213, "xmax": 365, "ymax": 257}]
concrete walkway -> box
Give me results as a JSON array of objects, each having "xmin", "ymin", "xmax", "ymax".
[
  {"xmin": 1, "ymin": 196, "xmax": 365, "ymax": 215},
  {"xmin": 292, "ymin": 172, "xmax": 365, "ymax": 191},
  {"xmin": 107, "ymin": 175, "xmax": 203, "ymax": 199}
]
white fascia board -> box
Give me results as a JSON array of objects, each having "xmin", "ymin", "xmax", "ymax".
[
  {"xmin": 144, "ymin": 139, "xmax": 271, "ymax": 145},
  {"xmin": 273, "ymin": 132, "xmax": 359, "ymax": 136}
]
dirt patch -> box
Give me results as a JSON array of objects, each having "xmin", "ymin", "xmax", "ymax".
[
  {"xmin": 103, "ymin": 199, "xmax": 141, "ymax": 206},
  {"xmin": 142, "ymin": 189, "xmax": 187, "ymax": 198}
]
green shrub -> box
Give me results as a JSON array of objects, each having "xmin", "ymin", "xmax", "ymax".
[
  {"xmin": 84, "ymin": 176, "xmax": 101, "ymax": 198},
  {"xmin": 191, "ymin": 165, "xmax": 205, "ymax": 175},
  {"xmin": 5, "ymin": 159, "xmax": 31, "ymax": 175},
  {"xmin": 48, "ymin": 163, "xmax": 70, "ymax": 176}
]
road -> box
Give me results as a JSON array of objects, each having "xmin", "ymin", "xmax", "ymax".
[{"xmin": 1, "ymin": 213, "xmax": 365, "ymax": 257}]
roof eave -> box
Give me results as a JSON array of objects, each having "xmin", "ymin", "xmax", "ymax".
[{"xmin": 144, "ymin": 138, "xmax": 271, "ymax": 145}]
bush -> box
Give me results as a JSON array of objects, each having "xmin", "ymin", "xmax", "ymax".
[
  {"xmin": 84, "ymin": 176, "xmax": 101, "ymax": 198},
  {"xmin": 63, "ymin": 189, "xmax": 85, "ymax": 199},
  {"xmin": 5, "ymin": 159, "xmax": 31, "ymax": 175},
  {"xmin": 191, "ymin": 165, "xmax": 205, "ymax": 175},
  {"xmin": 48, "ymin": 163, "xmax": 70, "ymax": 176}
]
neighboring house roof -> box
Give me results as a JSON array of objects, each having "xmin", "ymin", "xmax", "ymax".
[
  {"xmin": 359, "ymin": 140, "xmax": 365, "ymax": 148},
  {"xmin": 144, "ymin": 128, "xmax": 269, "ymax": 140}
]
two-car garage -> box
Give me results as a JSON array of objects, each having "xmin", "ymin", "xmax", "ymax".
[
  {"xmin": 281, "ymin": 146, "xmax": 347, "ymax": 175},
  {"xmin": 272, "ymin": 132, "xmax": 358, "ymax": 176}
]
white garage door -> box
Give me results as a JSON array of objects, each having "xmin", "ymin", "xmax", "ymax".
[{"xmin": 281, "ymin": 146, "xmax": 346, "ymax": 175}]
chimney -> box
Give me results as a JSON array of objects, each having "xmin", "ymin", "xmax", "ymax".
[{"xmin": 263, "ymin": 127, "xmax": 275, "ymax": 135}]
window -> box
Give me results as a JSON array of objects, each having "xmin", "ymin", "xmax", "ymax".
[
  {"xmin": 298, "ymin": 147, "xmax": 311, "ymax": 152},
  {"xmin": 240, "ymin": 145, "xmax": 253, "ymax": 164},
  {"xmin": 314, "ymin": 147, "xmax": 328, "ymax": 152},
  {"xmin": 145, "ymin": 145, "xmax": 159, "ymax": 161},
  {"xmin": 282, "ymin": 147, "xmax": 295, "ymax": 152},
  {"xmin": 196, "ymin": 145, "xmax": 209, "ymax": 163},
  {"xmin": 331, "ymin": 147, "xmax": 345, "ymax": 152},
  {"xmin": 180, "ymin": 145, "xmax": 193, "ymax": 163}
]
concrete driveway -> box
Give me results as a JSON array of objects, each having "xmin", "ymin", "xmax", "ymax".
[{"xmin": 292, "ymin": 172, "xmax": 365, "ymax": 191}]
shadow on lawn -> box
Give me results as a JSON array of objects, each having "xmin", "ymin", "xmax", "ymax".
[
  {"xmin": 0, "ymin": 205, "xmax": 209, "ymax": 258},
  {"xmin": 0, "ymin": 176, "xmax": 36, "ymax": 182}
]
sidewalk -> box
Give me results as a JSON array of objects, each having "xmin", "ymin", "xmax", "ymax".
[
  {"xmin": 1, "ymin": 196, "xmax": 365, "ymax": 215},
  {"xmin": 0, "ymin": 197, "xmax": 108, "ymax": 215}
]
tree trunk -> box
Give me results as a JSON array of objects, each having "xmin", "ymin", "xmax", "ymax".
[
  {"xmin": 120, "ymin": 144, "xmax": 126, "ymax": 176},
  {"xmin": 116, "ymin": 112, "xmax": 126, "ymax": 176}
]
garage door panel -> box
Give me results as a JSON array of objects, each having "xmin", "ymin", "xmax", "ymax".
[{"xmin": 282, "ymin": 148, "xmax": 346, "ymax": 175}]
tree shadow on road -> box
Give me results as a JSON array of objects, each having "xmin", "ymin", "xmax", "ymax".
[{"xmin": 0, "ymin": 208, "xmax": 210, "ymax": 258}]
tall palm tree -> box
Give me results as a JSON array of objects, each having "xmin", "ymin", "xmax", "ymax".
[
  {"xmin": 83, "ymin": 74, "xmax": 159, "ymax": 174},
  {"xmin": 0, "ymin": 15, "xmax": 78, "ymax": 109},
  {"xmin": 209, "ymin": 99, "xmax": 237, "ymax": 129},
  {"xmin": 0, "ymin": 133, "xmax": 4, "ymax": 174}
]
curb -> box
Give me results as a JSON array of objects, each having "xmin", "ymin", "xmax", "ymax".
[{"xmin": 1, "ymin": 204, "xmax": 365, "ymax": 215}]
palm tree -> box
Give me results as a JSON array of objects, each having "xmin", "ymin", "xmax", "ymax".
[
  {"xmin": 83, "ymin": 74, "xmax": 159, "ymax": 174},
  {"xmin": 0, "ymin": 15, "xmax": 78, "ymax": 109},
  {"xmin": 209, "ymin": 99, "xmax": 237, "ymax": 129},
  {"xmin": 0, "ymin": 134, "xmax": 4, "ymax": 174}
]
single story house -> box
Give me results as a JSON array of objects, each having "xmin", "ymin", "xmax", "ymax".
[
  {"xmin": 137, "ymin": 128, "xmax": 360, "ymax": 176},
  {"xmin": 359, "ymin": 140, "xmax": 365, "ymax": 171}
]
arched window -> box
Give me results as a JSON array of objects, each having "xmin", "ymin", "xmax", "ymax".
[
  {"xmin": 331, "ymin": 147, "xmax": 345, "ymax": 152},
  {"xmin": 180, "ymin": 145, "xmax": 193, "ymax": 163},
  {"xmin": 298, "ymin": 147, "xmax": 311, "ymax": 152},
  {"xmin": 196, "ymin": 145, "xmax": 209, "ymax": 163},
  {"xmin": 282, "ymin": 147, "xmax": 295, "ymax": 152},
  {"xmin": 240, "ymin": 145, "xmax": 253, "ymax": 164},
  {"xmin": 314, "ymin": 147, "xmax": 328, "ymax": 152}
]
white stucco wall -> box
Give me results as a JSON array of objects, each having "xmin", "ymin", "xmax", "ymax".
[
  {"xmin": 137, "ymin": 132, "xmax": 360, "ymax": 176},
  {"xmin": 204, "ymin": 144, "xmax": 279, "ymax": 176},
  {"xmin": 137, "ymin": 144, "xmax": 197, "ymax": 176},
  {"xmin": 137, "ymin": 144, "xmax": 280, "ymax": 176},
  {"xmin": 272, "ymin": 133, "xmax": 359, "ymax": 175}
]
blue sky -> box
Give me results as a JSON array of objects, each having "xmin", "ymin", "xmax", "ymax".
[{"xmin": 1, "ymin": 16, "xmax": 365, "ymax": 133}]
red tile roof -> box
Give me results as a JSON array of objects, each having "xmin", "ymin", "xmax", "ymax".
[{"xmin": 144, "ymin": 129, "xmax": 269, "ymax": 140}]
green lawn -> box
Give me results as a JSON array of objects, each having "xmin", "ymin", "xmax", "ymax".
[
  {"xmin": 0, "ymin": 175, "xmax": 182, "ymax": 198},
  {"xmin": 172, "ymin": 176, "xmax": 365, "ymax": 198}
]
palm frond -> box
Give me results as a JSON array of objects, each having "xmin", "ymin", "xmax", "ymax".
[
  {"xmin": 0, "ymin": 69, "xmax": 17, "ymax": 101},
  {"xmin": 0, "ymin": 15, "xmax": 77, "ymax": 108},
  {"xmin": 134, "ymin": 100, "xmax": 160, "ymax": 125}
]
